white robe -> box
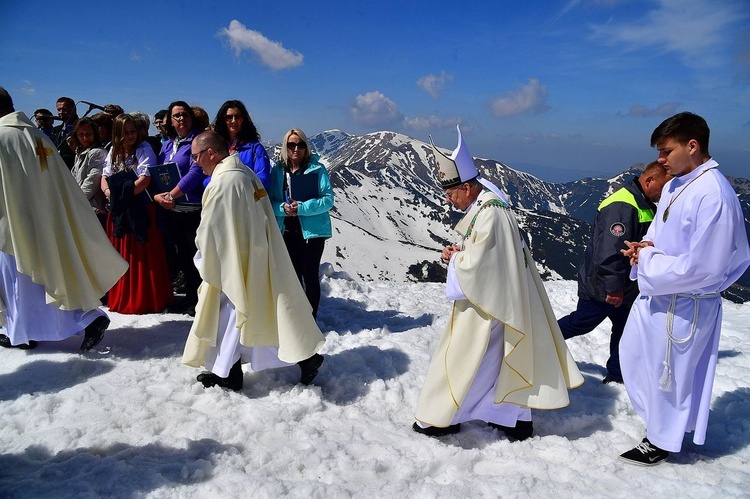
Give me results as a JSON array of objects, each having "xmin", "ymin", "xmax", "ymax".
[
  {"xmin": 0, "ymin": 252, "xmax": 106, "ymax": 344},
  {"xmin": 621, "ymin": 159, "xmax": 750, "ymax": 452}
]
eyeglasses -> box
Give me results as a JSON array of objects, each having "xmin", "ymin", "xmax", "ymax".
[
  {"xmin": 287, "ymin": 141, "xmax": 307, "ymax": 150},
  {"xmin": 445, "ymin": 186, "xmax": 462, "ymax": 200},
  {"xmin": 191, "ymin": 148, "xmax": 208, "ymax": 161},
  {"xmin": 172, "ymin": 112, "xmax": 190, "ymax": 120},
  {"xmin": 225, "ymin": 114, "xmax": 243, "ymax": 122}
]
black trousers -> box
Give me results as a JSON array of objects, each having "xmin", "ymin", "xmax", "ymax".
[
  {"xmin": 557, "ymin": 297, "xmax": 632, "ymax": 380},
  {"xmin": 161, "ymin": 209, "xmax": 202, "ymax": 302},
  {"xmin": 283, "ymin": 229, "xmax": 326, "ymax": 319}
]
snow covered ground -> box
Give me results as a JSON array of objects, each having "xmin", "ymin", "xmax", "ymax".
[{"xmin": 1, "ymin": 277, "xmax": 749, "ymax": 498}]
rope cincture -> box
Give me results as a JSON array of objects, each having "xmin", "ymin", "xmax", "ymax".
[{"xmin": 659, "ymin": 292, "xmax": 720, "ymax": 391}]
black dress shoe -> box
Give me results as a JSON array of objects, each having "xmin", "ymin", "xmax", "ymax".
[
  {"xmin": 80, "ymin": 316, "xmax": 110, "ymax": 351},
  {"xmin": 412, "ymin": 422, "xmax": 461, "ymax": 437},
  {"xmin": 297, "ymin": 353, "xmax": 324, "ymax": 385},
  {"xmin": 489, "ymin": 420, "xmax": 533, "ymax": 441},
  {"xmin": 602, "ymin": 375, "xmax": 624, "ymax": 385},
  {"xmin": 166, "ymin": 296, "xmax": 197, "ymax": 316},
  {"xmin": 197, "ymin": 360, "xmax": 243, "ymax": 391},
  {"xmin": 0, "ymin": 333, "xmax": 37, "ymax": 350}
]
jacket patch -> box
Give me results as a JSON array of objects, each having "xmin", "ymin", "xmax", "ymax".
[{"xmin": 610, "ymin": 223, "xmax": 625, "ymax": 237}]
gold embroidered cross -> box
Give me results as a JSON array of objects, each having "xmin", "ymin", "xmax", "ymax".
[
  {"xmin": 252, "ymin": 178, "xmax": 267, "ymax": 201},
  {"xmin": 35, "ymin": 137, "xmax": 53, "ymax": 171}
]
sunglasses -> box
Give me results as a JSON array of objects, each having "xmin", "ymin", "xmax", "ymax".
[
  {"xmin": 172, "ymin": 112, "xmax": 190, "ymax": 120},
  {"xmin": 225, "ymin": 114, "xmax": 243, "ymax": 122},
  {"xmin": 287, "ymin": 141, "xmax": 307, "ymax": 150}
]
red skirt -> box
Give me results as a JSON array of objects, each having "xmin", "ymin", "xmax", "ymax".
[{"xmin": 106, "ymin": 203, "xmax": 173, "ymax": 314}]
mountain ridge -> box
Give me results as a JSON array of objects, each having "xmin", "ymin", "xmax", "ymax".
[{"xmin": 271, "ymin": 129, "xmax": 749, "ymax": 302}]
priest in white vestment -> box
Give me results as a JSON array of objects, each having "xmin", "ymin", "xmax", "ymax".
[
  {"xmin": 0, "ymin": 88, "xmax": 128, "ymax": 351},
  {"xmin": 182, "ymin": 131, "xmax": 325, "ymax": 391},
  {"xmin": 413, "ymin": 126, "xmax": 584, "ymax": 440},
  {"xmin": 619, "ymin": 112, "xmax": 750, "ymax": 466}
]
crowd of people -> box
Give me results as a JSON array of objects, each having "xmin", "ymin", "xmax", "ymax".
[
  {"xmin": 2, "ymin": 87, "xmax": 749, "ymax": 469},
  {"xmin": 0, "ymin": 90, "xmax": 333, "ymax": 388}
]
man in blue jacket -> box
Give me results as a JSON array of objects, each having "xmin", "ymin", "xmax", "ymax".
[{"xmin": 558, "ymin": 161, "xmax": 669, "ymax": 384}]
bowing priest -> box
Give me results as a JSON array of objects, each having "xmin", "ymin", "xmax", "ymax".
[
  {"xmin": 413, "ymin": 125, "xmax": 583, "ymax": 440},
  {"xmin": 182, "ymin": 131, "xmax": 325, "ymax": 391},
  {"xmin": 0, "ymin": 87, "xmax": 128, "ymax": 351},
  {"xmin": 618, "ymin": 112, "xmax": 750, "ymax": 466}
]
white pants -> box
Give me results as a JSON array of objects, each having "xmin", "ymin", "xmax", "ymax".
[
  {"xmin": 204, "ymin": 292, "xmax": 294, "ymax": 378},
  {"xmin": 451, "ymin": 320, "xmax": 531, "ymax": 426},
  {"xmin": 0, "ymin": 251, "xmax": 105, "ymax": 345}
]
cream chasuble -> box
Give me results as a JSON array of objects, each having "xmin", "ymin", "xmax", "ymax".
[
  {"xmin": 0, "ymin": 112, "xmax": 127, "ymax": 324},
  {"xmin": 416, "ymin": 189, "xmax": 583, "ymax": 427},
  {"xmin": 182, "ymin": 155, "xmax": 324, "ymax": 367}
]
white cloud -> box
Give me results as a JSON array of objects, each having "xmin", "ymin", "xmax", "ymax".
[
  {"xmin": 628, "ymin": 102, "xmax": 680, "ymax": 117},
  {"xmin": 490, "ymin": 78, "xmax": 550, "ymax": 117},
  {"xmin": 20, "ymin": 80, "xmax": 35, "ymax": 95},
  {"xmin": 416, "ymin": 71, "xmax": 453, "ymax": 99},
  {"xmin": 350, "ymin": 91, "xmax": 404, "ymax": 127},
  {"xmin": 590, "ymin": 0, "xmax": 746, "ymax": 69},
  {"xmin": 404, "ymin": 115, "xmax": 459, "ymax": 130},
  {"xmin": 130, "ymin": 51, "xmax": 141, "ymax": 61},
  {"xmin": 218, "ymin": 20, "xmax": 303, "ymax": 70}
]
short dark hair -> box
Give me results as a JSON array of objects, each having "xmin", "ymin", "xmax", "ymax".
[
  {"xmin": 104, "ymin": 104, "xmax": 124, "ymax": 116},
  {"xmin": 0, "ymin": 87, "xmax": 15, "ymax": 115},
  {"xmin": 56, "ymin": 96, "xmax": 75, "ymax": 107},
  {"xmin": 650, "ymin": 112, "xmax": 710, "ymax": 157},
  {"xmin": 641, "ymin": 160, "xmax": 667, "ymax": 179},
  {"xmin": 154, "ymin": 109, "xmax": 168, "ymax": 121},
  {"xmin": 91, "ymin": 112, "xmax": 113, "ymax": 129},
  {"xmin": 34, "ymin": 108, "xmax": 53, "ymax": 117},
  {"xmin": 164, "ymin": 100, "xmax": 197, "ymax": 139}
]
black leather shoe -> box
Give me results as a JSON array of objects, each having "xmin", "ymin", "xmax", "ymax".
[
  {"xmin": 80, "ymin": 316, "xmax": 110, "ymax": 351},
  {"xmin": 297, "ymin": 353, "xmax": 324, "ymax": 385},
  {"xmin": 489, "ymin": 420, "xmax": 533, "ymax": 441},
  {"xmin": 0, "ymin": 333, "xmax": 37, "ymax": 350},
  {"xmin": 166, "ymin": 296, "xmax": 197, "ymax": 316},
  {"xmin": 412, "ymin": 422, "xmax": 461, "ymax": 437},
  {"xmin": 197, "ymin": 360, "xmax": 243, "ymax": 391},
  {"xmin": 602, "ymin": 375, "xmax": 624, "ymax": 385}
]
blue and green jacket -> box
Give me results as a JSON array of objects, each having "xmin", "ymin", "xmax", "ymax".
[{"xmin": 269, "ymin": 154, "xmax": 334, "ymax": 239}]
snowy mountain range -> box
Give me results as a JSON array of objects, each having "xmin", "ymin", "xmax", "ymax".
[{"xmin": 272, "ymin": 130, "xmax": 750, "ymax": 302}]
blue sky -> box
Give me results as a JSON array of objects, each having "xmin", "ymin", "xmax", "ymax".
[{"xmin": 1, "ymin": 0, "xmax": 748, "ymax": 181}]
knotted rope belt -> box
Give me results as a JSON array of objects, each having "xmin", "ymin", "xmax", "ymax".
[{"xmin": 660, "ymin": 292, "xmax": 721, "ymax": 391}]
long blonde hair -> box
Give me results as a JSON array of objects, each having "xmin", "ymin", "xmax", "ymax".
[
  {"xmin": 110, "ymin": 114, "xmax": 138, "ymax": 169},
  {"xmin": 280, "ymin": 128, "xmax": 311, "ymax": 168}
]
